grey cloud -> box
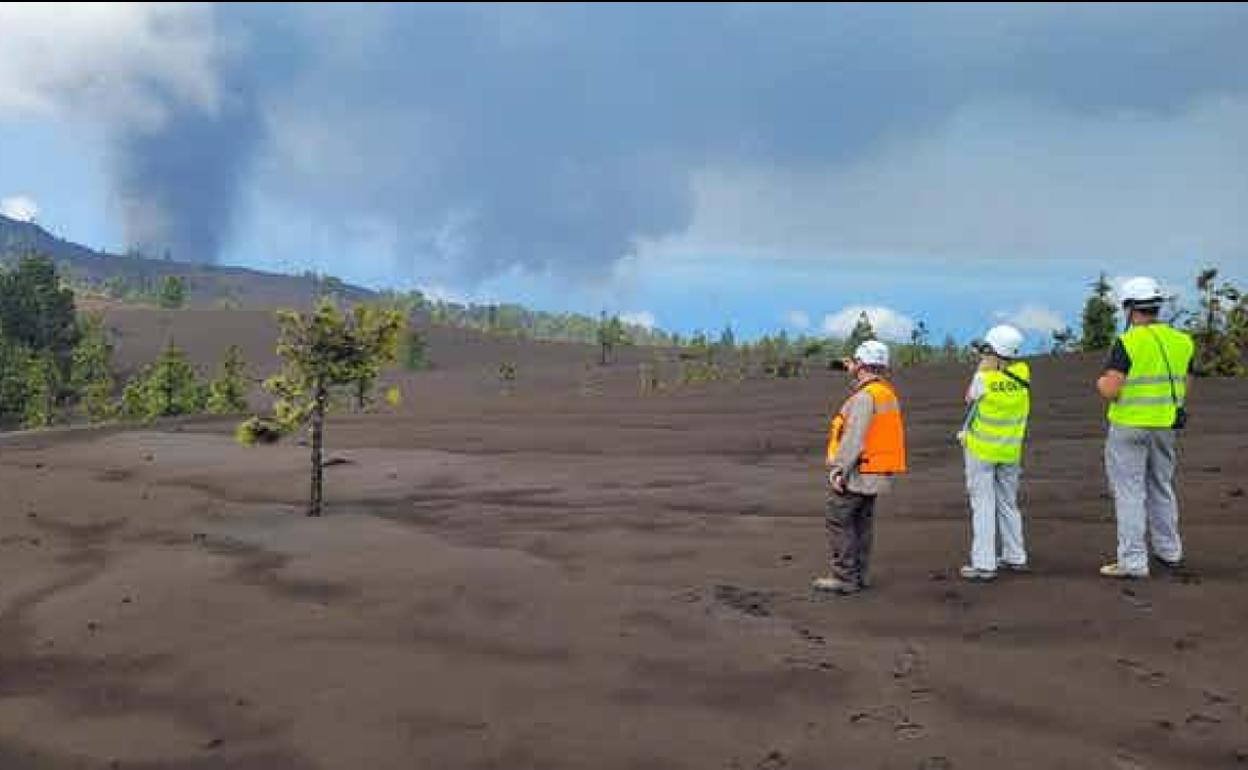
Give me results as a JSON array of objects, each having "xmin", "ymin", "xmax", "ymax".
[
  {"xmin": 103, "ymin": 3, "xmax": 1248, "ymax": 275},
  {"xmin": 112, "ymin": 75, "xmax": 260, "ymax": 262}
]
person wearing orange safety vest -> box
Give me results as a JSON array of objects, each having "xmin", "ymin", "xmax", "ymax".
[{"xmin": 813, "ymin": 340, "xmax": 907, "ymax": 595}]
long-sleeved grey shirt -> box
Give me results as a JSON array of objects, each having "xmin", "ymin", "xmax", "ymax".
[{"xmin": 828, "ymin": 378, "xmax": 894, "ymax": 496}]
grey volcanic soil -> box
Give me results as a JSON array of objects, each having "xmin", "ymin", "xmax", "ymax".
[{"xmin": 1, "ymin": 311, "xmax": 1245, "ymax": 769}]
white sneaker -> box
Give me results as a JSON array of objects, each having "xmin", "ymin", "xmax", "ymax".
[
  {"xmin": 811, "ymin": 576, "xmax": 860, "ymax": 595},
  {"xmin": 1099, "ymin": 562, "xmax": 1147, "ymax": 579},
  {"xmin": 959, "ymin": 565, "xmax": 997, "ymax": 582}
]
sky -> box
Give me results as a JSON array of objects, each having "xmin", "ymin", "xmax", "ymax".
[{"xmin": 2, "ymin": 3, "xmax": 1246, "ymax": 347}]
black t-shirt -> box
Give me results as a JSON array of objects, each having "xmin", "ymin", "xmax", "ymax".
[
  {"xmin": 1103, "ymin": 336, "xmax": 1195, "ymax": 375},
  {"xmin": 1104, "ymin": 339, "xmax": 1131, "ymax": 374}
]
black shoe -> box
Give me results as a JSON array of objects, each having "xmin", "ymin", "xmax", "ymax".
[{"xmin": 1152, "ymin": 554, "xmax": 1184, "ymax": 570}]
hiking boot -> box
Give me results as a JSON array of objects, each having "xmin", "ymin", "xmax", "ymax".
[
  {"xmin": 959, "ymin": 566, "xmax": 998, "ymax": 582},
  {"xmin": 811, "ymin": 576, "xmax": 860, "ymax": 595},
  {"xmin": 998, "ymin": 561, "xmax": 1030, "ymax": 573},
  {"xmin": 1099, "ymin": 562, "xmax": 1148, "ymax": 579}
]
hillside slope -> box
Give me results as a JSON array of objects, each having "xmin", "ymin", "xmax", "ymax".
[{"xmin": 1, "ymin": 213, "xmax": 374, "ymax": 309}]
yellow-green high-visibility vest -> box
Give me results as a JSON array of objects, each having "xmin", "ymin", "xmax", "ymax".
[
  {"xmin": 966, "ymin": 360, "xmax": 1030, "ymax": 465},
  {"xmin": 1107, "ymin": 324, "xmax": 1194, "ymax": 429}
]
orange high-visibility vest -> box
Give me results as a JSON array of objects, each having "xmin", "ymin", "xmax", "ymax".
[{"xmin": 826, "ymin": 379, "xmax": 907, "ymax": 474}]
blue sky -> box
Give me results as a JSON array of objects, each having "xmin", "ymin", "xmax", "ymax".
[{"xmin": 2, "ymin": 3, "xmax": 1246, "ymax": 347}]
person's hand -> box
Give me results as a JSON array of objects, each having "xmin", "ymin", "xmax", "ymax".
[
  {"xmin": 955, "ymin": 430, "xmax": 967, "ymax": 446},
  {"xmin": 828, "ymin": 468, "xmax": 847, "ymax": 494}
]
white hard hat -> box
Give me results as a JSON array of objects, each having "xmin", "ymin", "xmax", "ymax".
[
  {"xmin": 853, "ymin": 340, "xmax": 890, "ymax": 367},
  {"xmin": 983, "ymin": 324, "xmax": 1024, "ymax": 359},
  {"xmin": 1118, "ymin": 276, "xmax": 1165, "ymax": 308}
]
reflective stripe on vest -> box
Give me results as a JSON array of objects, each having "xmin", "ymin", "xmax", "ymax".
[
  {"xmin": 825, "ymin": 379, "xmax": 908, "ymax": 474},
  {"xmin": 1107, "ymin": 325, "xmax": 1194, "ymax": 429},
  {"xmin": 965, "ymin": 361, "xmax": 1030, "ymax": 465}
]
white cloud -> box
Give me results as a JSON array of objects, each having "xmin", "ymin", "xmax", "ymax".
[
  {"xmin": 620, "ymin": 311, "xmax": 656, "ymax": 329},
  {"xmin": 0, "ymin": 195, "xmax": 39, "ymax": 223},
  {"xmin": 996, "ymin": 304, "xmax": 1066, "ymax": 334},
  {"xmin": 822, "ymin": 305, "xmax": 915, "ymax": 342},
  {"xmin": 0, "ymin": 4, "xmax": 220, "ymax": 127},
  {"xmin": 785, "ymin": 310, "xmax": 811, "ymax": 330}
]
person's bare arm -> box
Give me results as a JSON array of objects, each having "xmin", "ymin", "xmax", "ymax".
[
  {"xmin": 965, "ymin": 368, "xmax": 987, "ymax": 405},
  {"xmin": 1097, "ymin": 370, "xmax": 1126, "ymax": 400}
]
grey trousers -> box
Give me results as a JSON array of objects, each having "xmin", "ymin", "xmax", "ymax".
[
  {"xmin": 964, "ymin": 450, "xmax": 1026, "ymax": 571},
  {"xmin": 1105, "ymin": 424, "xmax": 1182, "ymax": 573},
  {"xmin": 826, "ymin": 491, "xmax": 876, "ymax": 586}
]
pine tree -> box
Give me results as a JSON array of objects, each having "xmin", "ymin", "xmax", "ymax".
[
  {"xmin": 150, "ymin": 344, "xmax": 204, "ymax": 416},
  {"xmin": 22, "ymin": 352, "xmax": 60, "ymax": 428},
  {"xmin": 597, "ymin": 313, "xmax": 628, "ymax": 365},
  {"xmin": 940, "ymin": 334, "xmax": 959, "ymax": 362},
  {"xmin": 159, "ymin": 275, "xmax": 187, "ymax": 309},
  {"xmin": 908, "ymin": 320, "xmax": 931, "ymax": 364},
  {"xmin": 1189, "ymin": 267, "xmax": 1245, "ymax": 376},
  {"xmin": 121, "ymin": 343, "xmax": 205, "ymax": 422},
  {"xmin": 350, "ymin": 304, "xmax": 404, "ymax": 410},
  {"xmin": 845, "ymin": 312, "xmax": 876, "ymax": 356},
  {"xmin": 0, "ymin": 254, "xmax": 79, "ymax": 381},
  {"xmin": 1230, "ymin": 290, "xmax": 1248, "ymax": 359},
  {"xmin": 0, "ymin": 338, "xmax": 33, "ymax": 419},
  {"xmin": 400, "ymin": 328, "xmax": 428, "ymax": 371},
  {"xmin": 1080, "ymin": 272, "xmax": 1117, "ymax": 351},
  {"xmin": 70, "ymin": 315, "xmax": 117, "ymax": 423},
  {"xmin": 103, "ymin": 276, "xmax": 129, "ymax": 300},
  {"xmin": 207, "ymin": 345, "xmax": 250, "ymax": 414},
  {"xmin": 238, "ymin": 302, "xmax": 403, "ymax": 516},
  {"xmin": 120, "ymin": 376, "xmax": 148, "ymax": 422}
]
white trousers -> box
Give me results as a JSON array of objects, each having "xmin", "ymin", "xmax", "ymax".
[
  {"xmin": 964, "ymin": 450, "xmax": 1026, "ymax": 571},
  {"xmin": 1105, "ymin": 424, "xmax": 1182, "ymax": 573}
]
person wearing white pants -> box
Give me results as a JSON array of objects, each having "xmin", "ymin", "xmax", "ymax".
[
  {"xmin": 958, "ymin": 325, "xmax": 1031, "ymax": 582},
  {"xmin": 1105, "ymin": 425, "xmax": 1182, "ymax": 574},
  {"xmin": 1097, "ymin": 277, "xmax": 1194, "ymax": 579},
  {"xmin": 964, "ymin": 452, "xmax": 1027, "ymax": 574}
]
